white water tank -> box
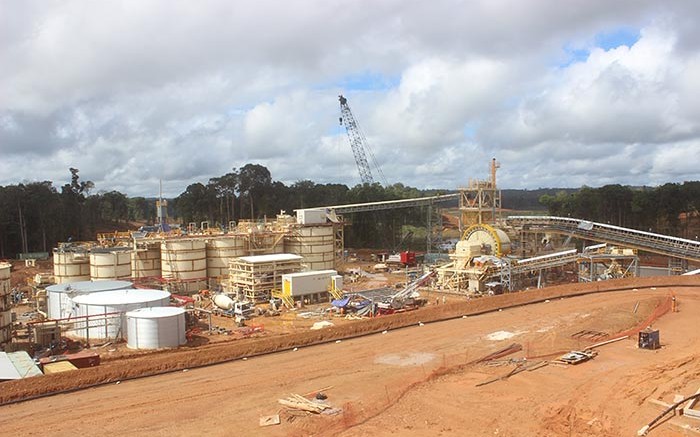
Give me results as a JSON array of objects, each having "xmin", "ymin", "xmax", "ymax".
[
  {"xmin": 45, "ymin": 280, "xmax": 133, "ymax": 320},
  {"xmin": 126, "ymin": 306, "xmax": 186, "ymax": 349},
  {"xmin": 71, "ymin": 289, "xmax": 171, "ymax": 340}
]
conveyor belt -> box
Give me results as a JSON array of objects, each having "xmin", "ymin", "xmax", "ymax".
[
  {"xmin": 507, "ymin": 216, "xmax": 700, "ymax": 262},
  {"xmin": 295, "ymin": 193, "xmax": 459, "ymax": 214},
  {"xmin": 512, "ymin": 249, "xmax": 579, "ymax": 274}
]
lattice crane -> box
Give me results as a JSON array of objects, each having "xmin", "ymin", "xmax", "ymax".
[{"xmin": 338, "ymin": 95, "xmax": 387, "ymax": 185}]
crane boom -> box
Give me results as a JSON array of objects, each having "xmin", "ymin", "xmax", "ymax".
[{"xmin": 338, "ymin": 95, "xmax": 386, "ymax": 185}]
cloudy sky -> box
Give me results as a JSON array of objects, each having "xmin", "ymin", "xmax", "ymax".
[{"xmin": 2, "ymin": 0, "xmax": 700, "ymax": 197}]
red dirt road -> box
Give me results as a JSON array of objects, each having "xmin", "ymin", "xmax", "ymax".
[{"xmin": 1, "ymin": 281, "xmax": 699, "ymax": 436}]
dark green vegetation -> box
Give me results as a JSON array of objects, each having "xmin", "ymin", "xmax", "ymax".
[
  {"xmin": 1, "ymin": 164, "xmax": 698, "ymax": 258},
  {"xmin": 0, "ymin": 169, "xmax": 156, "ymax": 257},
  {"xmin": 539, "ymin": 183, "xmax": 700, "ymax": 237}
]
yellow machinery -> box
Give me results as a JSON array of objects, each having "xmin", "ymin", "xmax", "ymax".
[{"xmin": 437, "ymin": 224, "xmax": 512, "ymax": 293}]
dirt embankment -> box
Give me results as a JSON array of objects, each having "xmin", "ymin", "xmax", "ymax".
[{"xmin": 1, "ymin": 275, "xmax": 698, "ymax": 405}]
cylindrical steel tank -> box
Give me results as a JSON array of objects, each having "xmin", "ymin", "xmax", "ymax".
[
  {"xmin": 284, "ymin": 225, "xmax": 336, "ymax": 270},
  {"xmin": 53, "ymin": 250, "xmax": 91, "ymax": 284},
  {"xmin": 0, "ymin": 262, "xmax": 12, "ymax": 345},
  {"xmin": 126, "ymin": 306, "xmax": 186, "ymax": 349},
  {"xmin": 71, "ymin": 289, "xmax": 171, "ymax": 340},
  {"xmin": 161, "ymin": 239, "xmax": 207, "ymax": 293},
  {"xmin": 90, "ymin": 250, "xmax": 132, "ymax": 280},
  {"xmin": 206, "ymin": 237, "xmax": 247, "ymax": 279},
  {"xmin": 46, "ymin": 280, "xmax": 134, "ymax": 320},
  {"xmin": 131, "ymin": 245, "xmax": 162, "ymax": 278}
]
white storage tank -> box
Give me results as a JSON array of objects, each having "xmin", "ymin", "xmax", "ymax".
[
  {"xmin": 53, "ymin": 250, "xmax": 91, "ymax": 284},
  {"xmin": 126, "ymin": 306, "xmax": 186, "ymax": 349},
  {"xmin": 0, "ymin": 262, "xmax": 11, "ymax": 345},
  {"xmin": 206, "ymin": 236, "xmax": 247, "ymax": 279},
  {"xmin": 161, "ymin": 239, "xmax": 207, "ymax": 293},
  {"xmin": 284, "ymin": 225, "xmax": 336, "ymax": 270},
  {"xmin": 71, "ymin": 289, "xmax": 171, "ymax": 340},
  {"xmin": 131, "ymin": 244, "xmax": 162, "ymax": 278},
  {"xmin": 46, "ymin": 280, "xmax": 133, "ymax": 320},
  {"xmin": 90, "ymin": 250, "xmax": 132, "ymax": 280}
]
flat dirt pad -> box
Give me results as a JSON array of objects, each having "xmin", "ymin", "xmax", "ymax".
[{"xmin": 1, "ymin": 279, "xmax": 699, "ymax": 436}]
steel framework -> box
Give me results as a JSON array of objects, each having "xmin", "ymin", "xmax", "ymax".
[
  {"xmin": 507, "ymin": 216, "xmax": 700, "ymax": 262},
  {"xmin": 338, "ymin": 95, "xmax": 387, "ymax": 185}
]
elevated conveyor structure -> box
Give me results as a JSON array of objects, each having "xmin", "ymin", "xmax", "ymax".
[
  {"xmin": 507, "ymin": 216, "xmax": 700, "ymax": 263},
  {"xmin": 511, "ymin": 249, "xmax": 579, "ymax": 275},
  {"xmin": 296, "ymin": 193, "xmax": 460, "ymax": 253},
  {"xmin": 298, "ymin": 193, "xmax": 459, "ymax": 215}
]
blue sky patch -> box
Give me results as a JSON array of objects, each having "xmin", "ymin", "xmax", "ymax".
[
  {"xmin": 594, "ymin": 27, "xmax": 640, "ymax": 50},
  {"xmin": 334, "ymin": 71, "xmax": 400, "ymax": 92},
  {"xmin": 560, "ymin": 47, "xmax": 590, "ymax": 67},
  {"xmin": 559, "ymin": 26, "xmax": 640, "ymax": 68}
]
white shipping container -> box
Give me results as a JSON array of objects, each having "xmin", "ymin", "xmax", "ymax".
[
  {"xmin": 295, "ymin": 209, "xmax": 327, "ymax": 225},
  {"xmin": 282, "ymin": 270, "xmax": 337, "ymax": 297},
  {"xmin": 331, "ymin": 275, "xmax": 343, "ymax": 292}
]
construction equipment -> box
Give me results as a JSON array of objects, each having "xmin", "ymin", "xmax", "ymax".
[
  {"xmin": 211, "ymin": 293, "xmax": 255, "ymax": 325},
  {"xmin": 338, "ymin": 94, "xmax": 387, "ymax": 185},
  {"xmin": 557, "ymin": 350, "xmax": 597, "ymax": 365},
  {"xmin": 377, "ymin": 270, "xmax": 435, "ymax": 311}
]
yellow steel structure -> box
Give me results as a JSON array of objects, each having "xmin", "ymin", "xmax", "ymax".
[{"xmin": 461, "ymin": 223, "xmax": 511, "ymax": 257}]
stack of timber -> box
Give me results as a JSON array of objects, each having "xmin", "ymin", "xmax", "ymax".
[{"xmin": 278, "ymin": 394, "xmax": 331, "ymax": 413}]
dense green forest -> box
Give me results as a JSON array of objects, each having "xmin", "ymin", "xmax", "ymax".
[
  {"xmin": 1, "ymin": 164, "xmax": 698, "ymax": 258},
  {"xmin": 539, "ymin": 183, "xmax": 700, "ymax": 238}
]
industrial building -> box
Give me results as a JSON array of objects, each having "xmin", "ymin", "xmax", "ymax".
[
  {"xmin": 228, "ymin": 253, "xmax": 304, "ymax": 302},
  {"xmin": 51, "ymin": 212, "xmax": 343, "ymax": 296}
]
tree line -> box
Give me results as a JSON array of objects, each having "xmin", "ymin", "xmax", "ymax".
[
  {"xmin": 172, "ymin": 164, "xmax": 438, "ymax": 250},
  {"xmin": 0, "ymin": 164, "xmax": 435, "ymax": 257},
  {"xmin": 1, "ymin": 164, "xmax": 698, "ymax": 258},
  {"xmin": 539, "ymin": 183, "xmax": 700, "ymax": 238},
  {"xmin": 0, "ymin": 168, "xmax": 156, "ymax": 258}
]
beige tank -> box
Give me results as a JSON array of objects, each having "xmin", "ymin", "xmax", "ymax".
[
  {"xmin": 131, "ymin": 245, "xmax": 162, "ymax": 278},
  {"xmin": 206, "ymin": 236, "xmax": 247, "ymax": 279},
  {"xmin": 161, "ymin": 239, "xmax": 207, "ymax": 293},
  {"xmin": 0, "ymin": 262, "xmax": 11, "ymax": 344},
  {"xmin": 284, "ymin": 225, "xmax": 336, "ymax": 270},
  {"xmin": 90, "ymin": 251, "xmax": 132, "ymax": 280},
  {"xmin": 53, "ymin": 250, "xmax": 91, "ymax": 284}
]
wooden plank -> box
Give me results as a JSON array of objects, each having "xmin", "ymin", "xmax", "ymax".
[
  {"xmin": 259, "ymin": 415, "xmax": 280, "ymax": 427},
  {"xmin": 589, "ymin": 335, "xmax": 629, "ymax": 349},
  {"xmin": 42, "ymin": 361, "xmax": 77, "ymax": 374},
  {"xmin": 683, "ymin": 387, "xmax": 700, "ymax": 417},
  {"xmin": 647, "ymin": 398, "xmax": 673, "ymax": 409}
]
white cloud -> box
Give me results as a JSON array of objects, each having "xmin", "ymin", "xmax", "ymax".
[{"xmin": 1, "ymin": 0, "xmax": 700, "ymax": 196}]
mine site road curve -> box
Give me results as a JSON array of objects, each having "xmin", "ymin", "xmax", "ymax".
[{"xmin": 1, "ymin": 275, "xmax": 698, "ymax": 407}]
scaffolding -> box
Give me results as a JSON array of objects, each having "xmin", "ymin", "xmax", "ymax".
[
  {"xmin": 459, "ymin": 158, "xmax": 501, "ymax": 230},
  {"xmin": 228, "ymin": 254, "xmax": 303, "ymax": 302},
  {"xmin": 577, "ymin": 246, "xmax": 639, "ymax": 282}
]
